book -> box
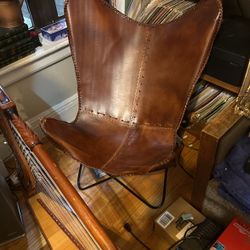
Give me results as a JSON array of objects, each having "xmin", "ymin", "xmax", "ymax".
[
  {"xmin": 0, "ymin": 31, "xmax": 29, "ymax": 48},
  {"xmin": 206, "ymin": 96, "xmax": 235, "ymax": 122},
  {"xmin": 186, "ymin": 85, "xmax": 222, "ymax": 112},
  {"xmin": 0, "ymin": 47, "xmax": 35, "ymax": 68},
  {"xmin": 0, "ymin": 24, "xmax": 28, "ymax": 41},
  {"xmin": 188, "ymin": 92, "xmax": 234, "ymax": 124},
  {"xmin": 211, "ymin": 218, "xmax": 250, "ymax": 250},
  {"xmin": 0, "ymin": 37, "xmax": 33, "ymax": 60},
  {"xmin": 190, "ymin": 80, "xmax": 207, "ymax": 99}
]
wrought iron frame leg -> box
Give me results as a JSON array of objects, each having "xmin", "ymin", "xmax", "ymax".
[
  {"xmin": 111, "ymin": 168, "xmax": 168, "ymax": 209},
  {"xmin": 77, "ymin": 164, "xmax": 112, "ymax": 190},
  {"xmin": 77, "ymin": 163, "xmax": 168, "ymax": 209}
]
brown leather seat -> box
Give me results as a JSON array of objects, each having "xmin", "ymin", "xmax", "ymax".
[{"xmin": 41, "ymin": 0, "xmax": 222, "ymax": 176}]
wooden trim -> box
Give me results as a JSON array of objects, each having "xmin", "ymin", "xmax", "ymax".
[
  {"xmin": 191, "ymin": 130, "xmax": 218, "ymax": 210},
  {"xmin": 0, "ymin": 113, "xmax": 36, "ymax": 196},
  {"xmin": 28, "ymin": 193, "xmax": 78, "ymax": 250},
  {"xmin": 32, "ymin": 144, "xmax": 118, "ymax": 250},
  {"xmin": 202, "ymin": 74, "xmax": 240, "ymax": 94},
  {"xmin": 191, "ymin": 102, "xmax": 243, "ymax": 210},
  {"xmin": 0, "ymin": 86, "xmax": 117, "ymax": 250}
]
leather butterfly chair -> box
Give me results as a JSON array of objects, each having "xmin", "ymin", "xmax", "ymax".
[{"xmin": 41, "ymin": 0, "xmax": 222, "ymax": 209}]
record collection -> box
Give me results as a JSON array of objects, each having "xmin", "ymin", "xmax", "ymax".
[
  {"xmin": 183, "ymin": 80, "xmax": 235, "ymax": 127},
  {"xmin": 125, "ymin": 0, "xmax": 196, "ymax": 23}
]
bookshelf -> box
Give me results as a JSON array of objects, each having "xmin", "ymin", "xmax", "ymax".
[
  {"xmin": 202, "ymin": 74, "xmax": 240, "ymax": 95},
  {"xmin": 191, "ymin": 62, "xmax": 250, "ymax": 210}
]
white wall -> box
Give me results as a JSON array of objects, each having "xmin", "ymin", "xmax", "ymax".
[
  {"xmin": 0, "ymin": 53, "xmax": 78, "ymax": 160},
  {"xmin": 5, "ymin": 56, "xmax": 77, "ymax": 121}
]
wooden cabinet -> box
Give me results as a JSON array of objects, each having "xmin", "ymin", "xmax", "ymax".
[{"xmin": 191, "ymin": 61, "xmax": 250, "ymax": 210}]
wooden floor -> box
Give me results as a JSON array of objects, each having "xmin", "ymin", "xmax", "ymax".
[{"xmin": 0, "ymin": 133, "xmax": 198, "ymax": 250}]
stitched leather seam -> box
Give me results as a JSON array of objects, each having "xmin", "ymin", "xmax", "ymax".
[
  {"xmin": 102, "ymin": 126, "xmax": 175, "ymax": 172},
  {"xmin": 83, "ymin": 107, "xmax": 130, "ymax": 124},
  {"xmin": 82, "ymin": 108, "xmax": 173, "ymax": 128},
  {"xmin": 102, "ymin": 128, "xmax": 176, "ymax": 174},
  {"xmin": 130, "ymin": 29, "xmax": 151, "ymax": 124},
  {"xmin": 148, "ymin": 130, "xmax": 176, "ymax": 172},
  {"xmin": 64, "ymin": 0, "xmax": 222, "ymax": 173},
  {"xmin": 101, "ymin": 129, "xmax": 130, "ymax": 170},
  {"xmin": 100, "ymin": 0, "xmax": 223, "ymax": 130},
  {"xmin": 175, "ymin": 0, "xmax": 223, "ymax": 130},
  {"xmin": 45, "ymin": 137, "xmax": 174, "ymax": 176},
  {"xmin": 41, "ymin": 118, "xmax": 175, "ymax": 173},
  {"xmin": 83, "ymin": 109, "xmax": 174, "ymax": 129},
  {"xmin": 57, "ymin": 150, "xmax": 172, "ymax": 176},
  {"xmin": 64, "ymin": 0, "xmax": 83, "ymax": 123},
  {"xmin": 67, "ymin": 0, "xmax": 222, "ymax": 130}
]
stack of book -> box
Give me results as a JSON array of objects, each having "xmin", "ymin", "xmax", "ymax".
[
  {"xmin": 0, "ymin": 24, "xmax": 37, "ymax": 68},
  {"xmin": 182, "ymin": 80, "xmax": 235, "ymax": 127}
]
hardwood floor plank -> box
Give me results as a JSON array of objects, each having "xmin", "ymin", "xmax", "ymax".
[{"xmin": 1, "ymin": 137, "xmax": 195, "ymax": 250}]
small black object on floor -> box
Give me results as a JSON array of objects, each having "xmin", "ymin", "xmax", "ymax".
[{"xmin": 175, "ymin": 219, "xmax": 223, "ymax": 250}]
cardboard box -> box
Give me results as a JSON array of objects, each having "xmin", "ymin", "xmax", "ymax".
[
  {"xmin": 154, "ymin": 197, "xmax": 205, "ymax": 244},
  {"xmin": 210, "ymin": 218, "xmax": 250, "ymax": 250}
]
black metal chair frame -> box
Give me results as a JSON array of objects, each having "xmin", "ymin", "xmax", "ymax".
[{"xmin": 77, "ymin": 164, "xmax": 168, "ymax": 209}]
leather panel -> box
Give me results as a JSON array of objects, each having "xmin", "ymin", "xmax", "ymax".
[
  {"xmin": 102, "ymin": 126, "xmax": 175, "ymax": 175},
  {"xmin": 138, "ymin": 1, "xmax": 222, "ymax": 127},
  {"xmin": 66, "ymin": 0, "xmax": 146, "ymax": 122},
  {"xmin": 41, "ymin": 115, "xmax": 128, "ymax": 169},
  {"xmin": 41, "ymin": 116, "xmax": 175, "ymax": 176}
]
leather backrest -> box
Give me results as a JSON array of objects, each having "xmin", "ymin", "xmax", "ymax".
[{"xmin": 65, "ymin": 0, "xmax": 222, "ymax": 130}]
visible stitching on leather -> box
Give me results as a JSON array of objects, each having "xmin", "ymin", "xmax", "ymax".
[
  {"xmin": 64, "ymin": 0, "xmax": 83, "ymax": 123},
  {"xmin": 148, "ymin": 130, "xmax": 176, "ymax": 172},
  {"xmin": 102, "ymin": 128, "xmax": 176, "ymax": 174},
  {"xmin": 82, "ymin": 108, "xmax": 130, "ymax": 126},
  {"xmin": 42, "ymin": 121, "xmax": 175, "ymax": 175},
  {"xmin": 98, "ymin": 0, "xmax": 223, "ymax": 131},
  {"xmin": 44, "ymin": 119, "xmax": 174, "ymax": 175},
  {"xmin": 64, "ymin": 0, "xmax": 222, "ymax": 173},
  {"xmin": 81, "ymin": 108, "xmax": 174, "ymax": 129},
  {"xmin": 130, "ymin": 29, "xmax": 151, "ymax": 124},
  {"xmin": 101, "ymin": 124, "xmax": 174, "ymax": 173},
  {"xmin": 66, "ymin": 0, "xmax": 222, "ymax": 131},
  {"xmin": 82, "ymin": 108, "xmax": 173, "ymax": 128},
  {"xmin": 43, "ymin": 130, "xmax": 175, "ymax": 176},
  {"xmin": 101, "ymin": 129, "xmax": 130, "ymax": 170},
  {"xmin": 175, "ymin": 0, "xmax": 223, "ymax": 129}
]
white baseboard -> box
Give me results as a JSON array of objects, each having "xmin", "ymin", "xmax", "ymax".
[{"xmin": 27, "ymin": 93, "xmax": 78, "ymax": 138}]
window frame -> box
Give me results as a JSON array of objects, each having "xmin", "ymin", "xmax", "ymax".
[{"xmin": 22, "ymin": 0, "xmax": 64, "ymax": 29}]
